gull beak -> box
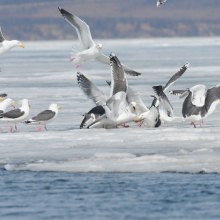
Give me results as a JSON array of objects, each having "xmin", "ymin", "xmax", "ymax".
[
  {"xmin": 100, "ymin": 46, "xmax": 102, "ymax": 49},
  {"xmin": 14, "ymin": 102, "xmax": 18, "ymax": 104},
  {"xmin": 133, "ymin": 106, "xmax": 136, "ymax": 111},
  {"xmin": 58, "ymin": 106, "xmax": 62, "ymax": 110},
  {"xmin": 0, "ymin": 98, "xmax": 4, "ymax": 101},
  {"xmin": 29, "ymin": 104, "xmax": 31, "ymax": 108},
  {"xmin": 20, "ymin": 45, "xmax": 25, "ymax": 48},
  {"xmin": 12, "ymin": 105, "xmax": 15, "ymax": 108},
  {"xmin": 134, "ymin": 117, "xmax": 142, "ymax": 122}
]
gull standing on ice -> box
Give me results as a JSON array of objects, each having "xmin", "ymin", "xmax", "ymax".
[
  {"xmin": 157, "ymin": 0, "xmax": 167, "ymax": 7},
  {"xmin": 152, "ymin": 63, "xmax": 189, "ymax": 126},
  {"xmin": 0, "ymin": 27, "xmax": 25, "ymax": 72},
  {"xmin": 170, "ymin": 84, "xmax": 220, "ymax": 127},
  {"xmin": 24, "ymin": 104, "xmax": 61, "ymax": 132},
  {"xmin": 0, "ymin": 99, "xmax": 30, "ymax": 132},
  {"xmin": 0, "ymin": 98, "xmax": 18, "ymax": 114},
  {"xmin": 58, "ymin": 7, "xmax": 141, "ymax": 76}
]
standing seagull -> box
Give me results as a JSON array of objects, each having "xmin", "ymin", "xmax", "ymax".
[
  {"xmin": 24, "ymin": 104, "xmax": 61, "ymax": 132},
  {"xmin": 0, "ymin": 98, "xmax": 18, "ymax": 114},
  {"xmin": 157, "ymin": 0, "xmax": 167, "ymax": 7},
  {"xmin": 152, "ymin": 63, "xmax": 189, "ymax": 126},
  {"xmin": 0, "ymin": 27, "xmax": 25, "ymax": 72},
  {"xmin": 0, "ymin": 99, "xmax": 30, "ymax": 132},
  {"xmin": 58, "ymin": 7, "xmax": 141, "ymax": 76},
  {"xmin": 170, "ymin": 84, "xmax": 220, "ymax": 127}
]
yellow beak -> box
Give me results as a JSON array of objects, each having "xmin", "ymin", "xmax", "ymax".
[
  {"xmin": 0, "ymin": 98, "xmax": 4, "ymax": 101},
  {"xmin": 29, "ymin": 104, "xmax": 31, "ymax": 108},
  {"xmin": 134, "ymin": 117, "xmax": 142, "ymax": 122},
  {"xmin": 12, "ymin": 105, "xmax": 15, "ymax": 108},
  {"xmin": 58, "ymin": 106, "xmax": 62, "ymax": 110},
  {"xmin": 100, "ymin": 46, "xmax": 102, "ymax": 49},
  {"xmin": 133, "ymin": 106, "xmax": 136, "ymax": 111},
  {"xmin": 20, "ymin": 45, "xmax": 25, "ymax": 48},
  {"xmin": 14, "ymin": 102, "xmax": 18, "ymax": 104}
]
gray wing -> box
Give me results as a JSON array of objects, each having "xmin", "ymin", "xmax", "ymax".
[
  {"xmin": 169, "ymin": 90, "xmax": 189, "ymax": 100},
  {"xmin": 201, "ymin": 85, "xmax": 220, "ymax": 118},
  {"xmin": 0, "ymin": 110, "xmax": 3, "ymax": 114},
  {"xmin": 153, "ymin": 85, "xmax": 174, "ymax": 117},
  {"xmin": 58, "ymin": 7, "xmax": 95, "ymax": 49},
  {"xmin": 32, "ymin": 110, "xmax": 55, "ymax": 121},
  {"xmin": 163, "ymin": 63, "xmax": 189, "ymax": 92},
  {"xmin": 96, "ymin": 54, "xmax": 141, "ymax": 76},
  {"xmin": 77, "ymin": 72, "xmax": 107, "ymax": 106},
  {"xmin": 0, "ymin": 27, "xmax": 5, "ymax": 43},
  {"xmin": 126, "ymin": 86, "xmax": 149, "ymax": 115},
  {"xmin": 0, "ymin": 93, "xmax": 7, "ymax": 98},
  {"xmin": 0, "ymin": 109, "xmax": 24, "ymax": 119},
  {"xmin": 109, "ymin": 53, "xmax": 128, "ymax": 97}
]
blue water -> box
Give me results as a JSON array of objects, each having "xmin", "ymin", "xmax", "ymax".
[{"xmin": 1, "ymin": 168, "xmax": 220, "ymax": 219}]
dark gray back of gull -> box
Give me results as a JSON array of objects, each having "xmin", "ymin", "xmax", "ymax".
[
  {"xmin": 0, "ymin": 109, "xmax": 24, "ymax": 119},
  {"xmin": 32, "ymin": 110, "xmax": 55, "ymax": 122}
]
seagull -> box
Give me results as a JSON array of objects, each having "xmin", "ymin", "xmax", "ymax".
[
  {"xmin": 0, "ymin": 98, "xmax": 18, "ymax": 114},
  {"xmin": 152, "ymin": 63, "xmax": 189, "ymax": 126},
  {"xmin": 170, "ymin": 84, "xmax": 220, "ymax": 127},
  {"xmin": 58, "ymin": 7, "xmax": 141, "ymax": 76},
  {"xmin": 134, "ymin": 95, "xmax": 161, "ymax": 128},
  {"xmin": 0, "ymin": 99, "xmax": 30, "ymax": 132},
  {"xmin": 0, "ymin": 27, "xmax": 25, "ymax": 72},
  {"xmin": 100, "ymin": 53, "xmax": 137, "ymax": 126},
  {"xmin": 24, "ymin": 104, "xmax": 61, "ymax": 132},
  {"xmin": 157, "ymin": 0, "xmax": 167, "ymax": 7}
]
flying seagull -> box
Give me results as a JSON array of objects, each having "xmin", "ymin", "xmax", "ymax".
[
  {"xmin": 157, "ymin": 0, "xmax": 167, "ymax": 7},
  {"xmin": 58, "ymin": 7, "xmax": 141, "ymax": 76},
  {"xmin": 0, "ymin": 27, "xmax": 25, "ymax": 72},
  {"xmin": 25, "ymin": 103, "xmax": 61, "ymax": 132}
]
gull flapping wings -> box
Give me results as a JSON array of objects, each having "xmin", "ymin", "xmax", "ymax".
[
  {"xmin": 153, "ymin": 85, "xmax": 174, "ymax": 117},
  {"xmin": 201, "ymin": 84, "xmax": 220, "ymax": 118},
  {"xmin": 58, "ymin": 7, "xmax": 95, "ymax": 49},
  {"xmin": 163, "ymin": 63, "xmax": 190, "ymax": 92},
  {"xmin": 157, "ymin": 0, "xmax": 167, "ymax": 7},
  {"xmin": 109, "ymin": 53, "xmax": 128, "ymax": 97},
  {"xmin": 77, "ymin": 72, "xmax": 107, "ymax": 106},
  {"xmin": 96, "ymin": 54, "xmax": 141, "ymax": 76},
  {"xmin": 0, "ymin": 27, "xmax": 5, "ymax": 43},
  {"xmin": 126, "ymin": 86, "xmax": 149, "ymax": 116},
  {"xmin": 169, "ymin": 90, "xmax": 189, "ymax": 100},
  {"xmin": 190, "ymin": 85, "xmax": 206, "ymax": 107}
]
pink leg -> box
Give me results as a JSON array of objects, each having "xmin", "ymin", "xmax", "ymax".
[
  {"xmin": 0, "ymin": 68, "xmax": 1, "ymax": 72},
  {"xmin": 76, "ymin": 61, "xmax": 84, "ymax": 68},
  {"xmin": 190, "ymin": 122, "xmax": 196, "ymax": 128},
  {"xmin": 138, "ymin": 120, "xmax": 145, "ymax": 127},
  {"xmin": 7, "ymin": 122, "xmax": 13, "ymax": 132},
  {"xmin": 38, "ymin": 123, "xmax": 42, "ymax": 132},
  {"xmin": 70, "ymin": 55, "xmax": 80, "ymax": 61},
  {"xmin": 15, "ymin": 125, "xmax": 18, "ymax": 132},
  {"xmin": 116, "ymin": 125, "xmax": 119, "ymax": 128},
  {"xmin": 202, "ymin": 120, "xmax": 204, "ymax": 125},
  {"xmin": 118, "ymin": 124, "xmax": 130, "ymax": 128},
  {"xmin": 0, "ymin": 127, "xmax": 3, "ymax": 132},
  {"xmin": 44, "ymin": 125, "xmax": 48, "ymax": 131}
]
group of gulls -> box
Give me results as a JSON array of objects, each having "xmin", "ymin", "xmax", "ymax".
[{"xmin": 1, "ymin": 3, "xmax": 220, "ymax": 132}]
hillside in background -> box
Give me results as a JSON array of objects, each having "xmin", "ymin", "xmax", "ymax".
[{"xmin": 0, "ymin": 0, "xmax": 220, "ymax": 40}]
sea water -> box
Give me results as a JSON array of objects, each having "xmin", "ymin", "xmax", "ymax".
[{"xmin": 0, "ymin": 38, "xmax": 220, "ymax": 219}]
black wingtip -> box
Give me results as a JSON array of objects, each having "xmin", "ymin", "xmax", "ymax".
[
  {"xmin": 152, "ymin": 85, "xmax": 163, "ymax": 97},
  {"xmin": 0, "ymin": 93, "xmax": 7, "ymax": 98}
]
